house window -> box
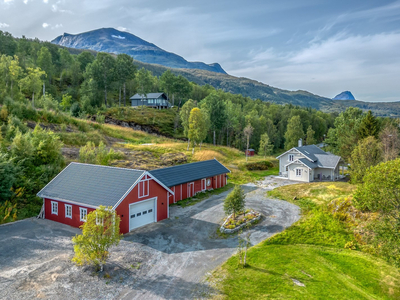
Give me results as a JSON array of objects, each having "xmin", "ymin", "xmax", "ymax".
[
  {"xmin": 296, "ymin": 169, "xmax": 302, "ymax": 177},
  {"xmin": 96, "ymin": 213, "xmax": 103, "ymax": 226},
  {"xmin": 288, "ymin": 154, "xmax": 294, "ymax": 162},
  {"xmin": 285, "ymin": 166, "xmax": 289, "ymax": 172},
  {"xmin": 51, "ymin": 201, "xmax": 58, "ymax": 215},
  {"xmin": 80, "ymin": 208, "xmax": 87, "ymax": 222},
  {"xmin": 65, "ymin": 204, "xmax": 72, "ymax": 219},
  {"xmin": 138, "ymin": 180, "xmax": 150, "ymax": 198}
]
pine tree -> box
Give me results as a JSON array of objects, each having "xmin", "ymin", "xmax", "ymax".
[{"xmin": 358, "ymin": 110, "xmax": 380, "ymax": 139}]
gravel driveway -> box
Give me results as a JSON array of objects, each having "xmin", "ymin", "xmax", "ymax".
[{"xmin": 0, "ymin": 178, "xmax": 300, "ymax": 300}]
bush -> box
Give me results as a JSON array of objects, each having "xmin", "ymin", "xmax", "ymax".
[
  {"xmin": 70, "ymin": 102, "xmax": 81, "ymax": 117},
  {"xmin": 243, "ymin": 161, "xmax": 274, "ymax": 171}
]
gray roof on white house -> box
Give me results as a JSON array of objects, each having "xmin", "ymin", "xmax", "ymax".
[
  {"xmin": 283, "ymin": 145, "xmax": 342, "ymax": 170},
  {"xmin": 130, "ymin": 93, "xmax": 167, "ymax": 100},
  {"xmin": 37, "ymin": 163, "xmax": 145, "ymax": 208},
  {"xmin": 149, "ymin": 159, "xmax": 230, "ymax": 187},
  {"xmin": 294, "ymin": 145, "xmax": 327, "ymax": 162}
]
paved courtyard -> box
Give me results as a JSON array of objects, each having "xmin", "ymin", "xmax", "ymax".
[{"xmin": 0, "ymin": 178, "xmax": 301, "ymax": 300}]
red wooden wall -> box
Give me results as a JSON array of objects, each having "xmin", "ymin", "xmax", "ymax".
[
  {"xmin": 169, "ymin": 173, "xmax": 227, "ymax": 203},
  {"xmin": 44, "ymin": 198, "xmax": 95, "ymax": 228}
]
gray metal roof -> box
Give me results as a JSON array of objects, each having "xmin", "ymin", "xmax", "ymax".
[
  {"xmin": 37, "ymin": 163, "xmax": 145, "ymax": 208},
  {"xmin": 149, "ymin": 159, "xmax": 230, "ymax": 187},
  {"xmin": 298, "ymin": 158, "xmax": 318, "ymax": 169},
  {"xmin": 315, "ymin": 154, "xmax": 341, "ymax": 168},
  {"xmin": 130, "ymin": 93, "xmax": 167, "ymax": 100},
  {"xmin": 294, "ymin": 145, "xmax": 327, "ymax": 162}
]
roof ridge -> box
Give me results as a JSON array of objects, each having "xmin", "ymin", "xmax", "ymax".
[
  {"xmin": 150, "ymin": 159, "xmax": 218, "ymax": 172},
  {"xmin": 70, "ymin": 162, "xmax": 145, "ymax": 173}
]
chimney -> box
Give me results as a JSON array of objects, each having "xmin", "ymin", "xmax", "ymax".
[{"xmin": 298, "ymin": 138, "xmax": 302, "ymax": 147}]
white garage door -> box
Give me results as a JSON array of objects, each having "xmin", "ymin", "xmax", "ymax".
[{"xmin": 129, "ymin": 198, "xmax": 156, "ymax": 231}]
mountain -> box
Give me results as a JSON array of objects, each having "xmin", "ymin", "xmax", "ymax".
[
  {"xmin": 333, "ymin": 91, "xmax": 355, "ymax": 100},
  {"xmin": 50, "ymin": 32, "xmax": 400, "ymax": 117},
  {"xmin": 51, "ymin": 28, "xmax": 226, "ymax": 74}
]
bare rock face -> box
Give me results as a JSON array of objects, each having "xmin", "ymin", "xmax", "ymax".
[{"xmin": 160, "ymin": 152, "xmax": 187, "ymax": 166}]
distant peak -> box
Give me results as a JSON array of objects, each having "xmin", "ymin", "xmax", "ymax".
[{"xmin": 332, "ymin": 91, "xmax": 355, "ymax": 100}]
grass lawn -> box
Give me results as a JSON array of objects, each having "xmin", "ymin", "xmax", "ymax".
[
  {"xmin": 209, "ymin": 182, "xmax": 400, "ymax": 299},
  {"xmin": 213, "ymin": 244, "xmax": 400, "ymax": 299}
]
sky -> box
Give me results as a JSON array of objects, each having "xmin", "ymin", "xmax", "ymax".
[{"xmin": 1, "ymin": 0, "xmax": 400, "ymax": 102}]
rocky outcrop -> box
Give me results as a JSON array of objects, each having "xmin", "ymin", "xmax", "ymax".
[{"xmin": 333, "ymin": 91, "xmax": 356, "ymax": 100}]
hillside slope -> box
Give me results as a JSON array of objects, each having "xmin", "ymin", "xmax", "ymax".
[{"xmin": 52, "ymin": 28, "xmax": 226, "ymax": 74}]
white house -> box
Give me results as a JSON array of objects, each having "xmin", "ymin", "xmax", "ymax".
[{"xmin": 276, "ymin": 140, "xmax": 343, "ymax": 182}]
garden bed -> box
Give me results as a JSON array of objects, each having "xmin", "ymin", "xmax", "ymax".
[{"xmin": 220, "ymin": 210, "xmax": 261, "ymax": 234}]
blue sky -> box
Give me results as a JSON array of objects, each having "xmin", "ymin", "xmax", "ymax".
[{"xmin": 1, "ymin": 0, "xmax": 400, "ymax": 102}]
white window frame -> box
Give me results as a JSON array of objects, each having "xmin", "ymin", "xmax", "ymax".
[
  {"xmin": 288, "ymin": 154, "xmax": 294, "ymax": 162},
  {"xmin": 138, "ymin": 180, "xmax": 150, "ymax": 198},
  {"xmin": 296, "ymin": 168, "xmax": 302, "ymax": 177},
  {"xmin": 51, "ymin": 201, "xmax": 58, "ymax": 215},
  {"xmin": 96, "ymin": 212, "xmax": 104, "ymax": 226},
  {"xmin": 80, "ymin": 208, "xmax": 87, "ymax": 222},
  {"xmin": 65, "ymin": 204, "xmax": 72, "ymax": 219}
]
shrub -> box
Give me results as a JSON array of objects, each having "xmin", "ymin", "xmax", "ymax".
[
  {"xmin": 70, "ymin": 102, "xmax": 81, "ymax": 117},
  {"xmin": 243, "ymin": 161, "xmax": 274, "ymax": 171}
]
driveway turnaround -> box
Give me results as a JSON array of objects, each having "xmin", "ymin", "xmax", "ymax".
[{"xmin": 0, "ymin": 180, "xmax": 301, "ymax": 300}]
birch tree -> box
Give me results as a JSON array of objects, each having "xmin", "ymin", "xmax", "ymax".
[{"xmin": 72, "ymin": 206, "xmax": 121, "ymax": 272}]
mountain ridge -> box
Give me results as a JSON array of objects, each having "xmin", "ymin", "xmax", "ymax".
[{"xmin": 51, "ymin": 28, "xmax": 226, "ymax": 74}]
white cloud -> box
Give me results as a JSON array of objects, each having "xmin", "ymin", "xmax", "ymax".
[
  {"xmin": 52, "ymin": 23, "xmax": 62, "ymax": 29},
  {"xmin": 0, "ymin": 22, "xmax": 10, "ymax": 28},
  {"xmin": 43, "ymin": 0, "xmax": 48, "ymax": 3},
  {"xmin": 42, "ymin": 22, "xmax": 49, "ymax": 28},
  {"xmin": 229, "ymin": 32, "xmax": 400, "ymax": 102},
  {"xmin": 23, "ymin": 0, "xmax": 28, "ymax": 4},
  {"xmin": 3, "ymin": 0, "xmax": 14, "ymax": 3}
]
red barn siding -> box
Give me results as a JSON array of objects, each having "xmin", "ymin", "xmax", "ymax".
[
  {"xmin": 116, "ymin": 178, "xmax": 168, "ymax": 234},
  {"xmin": 44, "ymin": 198, "xmax": 95, "ymax": 228}
]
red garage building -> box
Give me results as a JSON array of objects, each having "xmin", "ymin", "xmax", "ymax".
[{"xmin": 37, "ymin": 159, "xmax": 230, "ymax": 234}]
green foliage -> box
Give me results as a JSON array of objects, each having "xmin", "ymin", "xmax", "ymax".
[
  {"xmin": 60, "ymin": 93, "xmax": 72, "ymax": 111},
  {"xmin": 72, "ymin": 206, "xmax": 122, "ymax": 272},
  {"xmin": 258, "ymin": 133, "xmax": 273, "ymax": 158},
  {"xmin": 284, "ymin": 115, "xmax": 304, "ymax": 150},
  {"xmin": 0, "ymin": 153, "xmax": 17, "ymax": 200},
  {"xmin": 36, "ymin": 46, "xmax": 53, "ymax": 83},
  {"xmin": 350, "ymin": 136, "xmax": 383, "ymax": 183},
  {"xmin": 18, "ymin": 67, "xmax": 46, "ymax": 106},
  {"xmin": 79, "ymin": 141, "xmax": 123, "ymax": 165},
  {"xmin": 70, "ymin": 102, "xmax": 81, "ymax": 117},
  {"xmin": 188, "ymin": 107, "xmax": 209, "ymax": 150},
  {"xmin": 354, "ymin": 159, "xmax": 400, "ymax": 215},
  {"xmin": 180, "ymin": 99, "xmax": 196, "ymax": 138},
  {"xmin": 200, "ymin": 92, "xmax": 226, "ymax": 134},
  {"xmin": 0, "ymin": 200, "xmax": 18, "ymax": 224},
  {"xmin": 326, "ymin": 107, "xmax": 364, "ymax": 161},
  {"xmin": 358, "ymin": 110, "xmax": 380, "ymax": 139},
  {"xmin": 306, "ymin": 125, "xmax": 316, "ymax": 145},
  {"xmin": 224, "ymin": 185, "xmax": 245, "ymax": 218}
]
